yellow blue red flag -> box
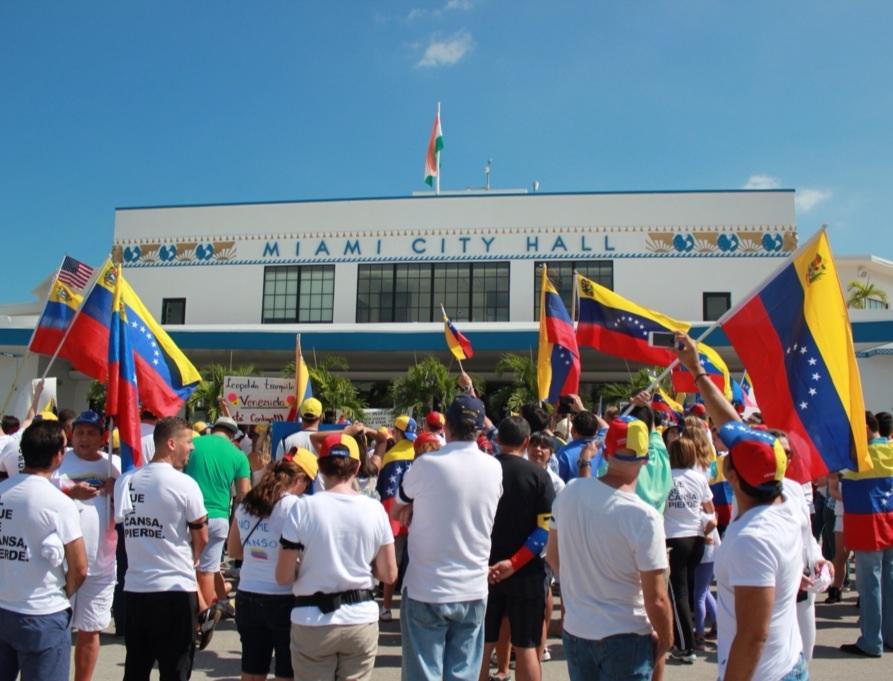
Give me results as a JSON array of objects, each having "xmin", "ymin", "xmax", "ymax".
[
  {"xmin": 442, "ymin": 309, "xmax": 474, "ymax": 361},
  {"xmin": 537, "ymin": 266, "xmax": 580, "ymax": 403},
  {"xmin": 721, "ymin": 228, "xmax": 870, "ymax": 480}
]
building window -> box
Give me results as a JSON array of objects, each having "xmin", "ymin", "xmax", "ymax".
[
  {"xmin": 703, "ymin": 292, "xmax": 731, "ymax": 321},
  {"xmin": 161, "ymin": 298, "xmax": 186, "ymax": 325},
  {"xmin": 357, "ymin": 263, "xmax": 510, "ymax": 323},
  {"xmin": 262, "ymin": 265, "xmax": 334, "ymax": 323},
  {"xmin": 865, "ymin": 297, "xmax": 890, "ymax": 310},
  {"xmin": 534, "ymin": 260, "xmax": 614, "ymax": 319}
]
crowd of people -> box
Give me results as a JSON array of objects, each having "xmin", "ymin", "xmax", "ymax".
[{"xmin": 0, "ymin": 330, "xmax": 891, "ymax": 681}]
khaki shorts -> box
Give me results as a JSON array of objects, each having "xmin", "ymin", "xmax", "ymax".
[
  {"xmin": 291, "ymin": 621, "xmax": 378, "ymax": 681},
  {"xmin": 71, "ymin": 575, "xmax": 116, "ymax": 632}
]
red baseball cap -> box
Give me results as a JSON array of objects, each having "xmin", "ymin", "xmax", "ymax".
[
  {"xmin": 413, "ymin": 431, "xmax": 441, "ymax": 454},
  {"xmin": 718, "ymin": 422, "xmax": 787, "ymax": 489},
  {"xmin": 425, "ymin": 411, "xmax": 445, "ymax": 430},
  {"xmin": 604, "ymin": 417, "xmax": 650, "ymax": 461}
]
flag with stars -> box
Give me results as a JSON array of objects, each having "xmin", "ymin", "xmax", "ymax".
[
  {"xmin": 537, "ymin": 266, "xmax": 580, "ymax": 403},
  {"xmin": 376, "ymin": 440, "xmax": 415, "ymax": 537},
  {"xmin": 105, "ymin": 264, "xmax": 143, "ymax": 471},
  {"xmin": 576, "ymin": 273, "xmax": 689, "ymax": 366},
  {"xmin": 52, "ymin": 258, "xmax": 201, "ymax": 417},
  {"xmin": 671, "ymin": 342, "xmax": 733, "ymax": 400},
  {"xmin": 720, "ymin": 228, "xmax": 871, "ymax": 481}
]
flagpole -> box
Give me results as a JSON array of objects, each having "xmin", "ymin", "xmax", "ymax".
[
  {"xmin": 435, "ymin": 101, "xmax": 441, "ymax": 196},
  {"xmin": 36, "ymin": 259, "xmax": 107, "ymax": 383},
  {"xmin": 106, "ymin": 415, "xmax": 115, "ymax": 526},
  {"xmin": 571, "ymin": 270, "xmax": 579, "ymax": 325}
]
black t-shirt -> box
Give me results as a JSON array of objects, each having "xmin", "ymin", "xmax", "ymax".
[{"xmin": 489, "ymin": 453, "xmax": 555, "ymax": 578}]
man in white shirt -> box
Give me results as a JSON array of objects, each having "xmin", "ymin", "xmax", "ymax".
[
  {"xmin": 52, "ymin": 410, "xmax": 122, "ymax": 681},
  {"xmin": 0, "ymin": 419, "xmax": 88, "ymax": 681},
  {"xmin": 546, "ymin": 416, "xmax": 673, "ymax": 681},
  {"xmin": 275, "ymin": 397, "xmax": 324, "ymax": 459},
  {"xmin": 393, "ymin": 394, "xmax": 503, "ymax": 681},
  {"xmin": 114, "ymin": 416, "xmax": 209, "ymax": 681},
  {"xmin": 675, "ymin": 333, "xmax": 806, "ymax": 681}
]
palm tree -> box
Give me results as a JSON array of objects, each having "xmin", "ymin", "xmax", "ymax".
[
  {"xmin": 847, "ymin": 281, "xmax": 889, "ymax": 309},
  {"xmin": 490, "ymin": 353, "xmax": 540, "ymax": 415},
  {"xmin": 87, "ymin": 380, "xmax": 106, "ymax": 413},
  {"xmin": 187, "ymin": 363, "xmax": 255, "ymax": 421},
  {"xmin": 282, "ymin": 355, "xmax": 366, "ymax": 420},
  {"xmin": 390, "ymin": 356, "xmax": 458, "ymax": 414},
  {"xmin": 596, "ymin": 368, "xmax": 660, "ymax": 406}
]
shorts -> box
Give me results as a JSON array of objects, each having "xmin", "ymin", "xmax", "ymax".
[
  {"xmin": 198, "ymin": 517, "xmax": 229, "ymax": 572},
  {"xmin": 71, "ymin": 575, "xmax": 115, "ymax": 632},
  {"xmin": 834, "ymin": 500, "xmax": 844, "ymax": 533},
  {"xmin": 484, "ymin": 571, "xmax": 546, "ymax": 648}
]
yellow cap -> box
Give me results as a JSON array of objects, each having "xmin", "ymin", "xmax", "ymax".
[
  {"xmin": 300, "ymin": 397, "xmax": 323, "ymax": 419},
  {"xmin": 284, "ymin": 447, "xmax": 319, "ymax": 479}
]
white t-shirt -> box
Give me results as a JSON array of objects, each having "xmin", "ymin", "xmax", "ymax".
[
  {"xmin": 0, "ymin": 474, "xmax": 83, "ymax": 615},
  {"xmin": 114, "ymin": 461, "xmax": 207, "ymax": 593},
  {"xmin": 0, "ymin": 436, "xmax": 24, "ymax": 477},
  {"xmin": 235, "ymin": 494, "xmax": 301, "ymax": 595},
  {"xmin": 663, "ymin": 468, "xmax": 713, "ymax": 539},
  {"xmin": 275, "ymin": 430, "xmax": 317, "ymax": 460},
  {"xmin": 396, "ymin": 440, "xmax": 503, "ymax": 604},
  {"xmin": 52, "ymin": 450, "xmax": 121, "ymax": 578},
  {"xmin": 139, "ymin": 432, "xmax": 156, "ymax": 466},
  {"xmin": 551, "ymin": 477, "xmax": 669, "ymax": 640},
  {"xmin": 546, "ymin": 467, "xmax": 566, "ymax": 497},
  {"xmin": 240, "ymin": 437, "xmax": 253, "ymax": 455},
  {"xmin": 714, "ymin": 500, "xmax": 803, "ymax": 681},
  {"xmin": 282, "ymin": 492, "xmax": 393, "ymax": 626},
  {"xmin": 782, "ymin": 478, "xmax": 822, "ymax": 570}
]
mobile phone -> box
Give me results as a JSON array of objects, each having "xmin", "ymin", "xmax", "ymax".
[{"xmin": 648, "ymin": 331, "xmax": 677, "ymax": 348}]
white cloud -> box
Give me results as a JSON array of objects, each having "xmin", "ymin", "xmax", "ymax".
[
  {"xmin": 445, "ymin": 0, "xmax": 473, "ymax": 9},
  {"xmin": 795, "ymin": 188, "xmax": 832, "ymax": 213},
  {"xmin": 743, "ymin": 174, "xmax": 780, "ymax": 190},
  {"xmin": 416, "ymin": 31, "xmax": 473, "ymax": 68},
  {"xmin": 407, "ymin": 1, "xmax": 472, "ymax": 22},
  {"xmin": 406, "ymin": 8, "xmax": 428, "ymax": 21}
]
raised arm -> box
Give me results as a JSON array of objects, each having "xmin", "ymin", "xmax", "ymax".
[{"xmin": 673, "ymin": 333, "xmax": 740, "ymax": 428}]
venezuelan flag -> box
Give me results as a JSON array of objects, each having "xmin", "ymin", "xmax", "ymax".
[
  {"xmin": 60, "ymin": 259, "xmax": 201, "ymax": 417},
  {"xmin": 286, "ymin": 334, "xmax": 314, "ymax": 422},
  {"xmin": 29, "ymin": 280, "xmax": 83, "ymax": 355},
  {"xmin": 537, "ymin": 266, "xmax": 580, "ymax": 403},
  {"xmin": 105, "ymin": 265, "xmax": 143, "ymax": 471},
  {"xmin": 671, "ymin": 342, "xmax": 733, "ymax": 400},
  {"xmin": 443, "ymin": 313, "xmax": 474, "ymax": 361},
  {"xmin": 652, "ymin": 386, "xmax": 683, "ymax": 426},
  {"xmin": 710, "ymin": 457, "xmax": 734, "ymax": 526},
  {"xmin": 842, "ymin": 439, "xmax": 893, "ymax": 551},
  {"xmin": 576, "ymin": 273, "xmax": 687, "ymax": 366},
  {"xmin": 721, "ymin": 229, "xmax": 870, "ymax": 480}
]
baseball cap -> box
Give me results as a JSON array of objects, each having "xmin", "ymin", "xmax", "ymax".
[
  {"xmin": 604, "ymin": 416, "xmax": 650, "ymax": 461},
  {"xmin": 319, "ymin": 433, "xmax": 360, "ymax": 461},
  {"xmin": 688, "ymin": 403, "xmax": 707, "ymax": 418},
  {"xmin": 300, "ymin": 397, "xmax": 323, "ymax": 420},
  {"xmin": 718, "ymin": 422, "xmax": 787, "ymax": 489},
  {"xmin": 394, "ymin": 415, "xmax": 418, "ymax": 442},
  {"xmin": 283, "ymin": 447, "xmax": 319, "ymax": 480},
  {"xmin": 445, "ymin": 394, "xmax": 486, "ymax": 430},
  {"xmin": 425, "ymin": 411, "xmax": 445, "ymax": 430},
  {"xmin": 213, "ymin": 416, "xmax": 239, "ymax": 435},
  {"xmin": 413, "ymin": 431, "xmax": 441, "ymax": 455},
  {"xmin": 73, "ymin": 410, "xmax": 103, "ymax": 431},
  {"xmin": 36, "ymin": 411, "xmax": 58, "ymax": 422}
]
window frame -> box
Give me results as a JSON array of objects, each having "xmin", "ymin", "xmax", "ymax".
[
  {"xmin": 533, "ymin": 259, "xmax": 614, "ymax": 320},
  {"xmin": 702, "ymin": 291, "xmax": 732, "ymax": 321},
  {"xmin": 160, "ymin": 297, "xmax": 186, "ymax": 325},
  {"xmin": 261, "ymin": 265, "xmax": 335, "ymax": 324}
]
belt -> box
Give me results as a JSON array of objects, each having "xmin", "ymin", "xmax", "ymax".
[{"xmin": 293, "ymin": 589, "xmax": 374, "ymax": 614}]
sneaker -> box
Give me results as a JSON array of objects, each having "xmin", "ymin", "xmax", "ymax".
[
  {"xmin": 379, "ymin": 606, "xmax": 393, "ymax": 622},
  {"xmin": 541, "ymin": 647, "xmax": 551, "ymax": 662},
  {"xmin": 196, "ymin": 606, "xmax": 221, "ymax": 651},
  {"xmin": 216, "ymin": 599, "xmax": 236, "ymax": 620},
  {"xmin": 824, "ymin": 587, "xmax": 842, "ymax": 604},
  {"xmin": 693, "ymin": 635, "xmax": 707, "ymax": 651},
  {"xmin": 839, "ymin": 643, "xmax": 881, "ymax": 658},
  {"xmin": 670, "ymin": 649, "xmax": 697, "ymax": 664}
]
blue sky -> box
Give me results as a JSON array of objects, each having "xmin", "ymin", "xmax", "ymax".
[{"xmin": 2, "ymin": 1, "xmax": 891, "ymax": 303}]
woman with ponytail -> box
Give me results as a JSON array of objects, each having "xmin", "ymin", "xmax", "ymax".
[{"xmin": 226, "ymin": 450, "xmax": 318, "ymax": 681}]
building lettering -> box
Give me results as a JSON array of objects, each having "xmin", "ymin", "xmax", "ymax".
[
  {"xmin": 344, "ymin": 239, "xmax": 361, "ymax": 255},
  {"xmin": 263, "ymin": 241, "xmax": 280, "ymax": 257}
]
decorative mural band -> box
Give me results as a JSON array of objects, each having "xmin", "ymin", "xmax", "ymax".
[{"xmin": 113, "ymin": 226, "xmax": 797, "ymax": 267}]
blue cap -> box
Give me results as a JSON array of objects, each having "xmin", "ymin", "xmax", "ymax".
[
  {"xmin": 446, "ymin": 394, "xmax": 486, "ymax": 430},
  {"xmin": 73, "ymin": 410, "xmax": 103, "ymax": 431}
]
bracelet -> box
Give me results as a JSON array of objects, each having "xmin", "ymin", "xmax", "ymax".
[
  {"xmin": 578, "ymin": 460, "xmax": 592, "ymax": 468},
  {"xmin": 693, "ymin": 372, "xmax": 709, "ymax": 381}
]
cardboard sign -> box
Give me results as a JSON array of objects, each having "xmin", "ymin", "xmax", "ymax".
[{"xmin": 222, "ymin": 375, "xmax": 295, "ymax": 424}]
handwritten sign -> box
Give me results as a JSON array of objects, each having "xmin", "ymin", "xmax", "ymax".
[{"xmin": 222, "ymin": 375, "xmax": 295, "ymax": 424}]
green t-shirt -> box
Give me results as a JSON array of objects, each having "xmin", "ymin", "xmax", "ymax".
[{"xmin": 185, "ymin": 434, "xmax": 250, "ymax": 519}]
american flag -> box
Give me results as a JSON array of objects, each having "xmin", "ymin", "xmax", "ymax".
[{"xmin": 57, "ymin": 256, "xmax": 94, "ymax": 291}]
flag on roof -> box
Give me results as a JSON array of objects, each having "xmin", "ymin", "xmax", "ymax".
[
  {"xmin": 424, "ymin": 107, "xmax": 443, "ymax": 187},
  {"xmin": 537, "ymin": 266, "xmax": 580, "ymax": 403},
  {"xmin": 720, "ymin": 228, "xmax": 870, "ymax": 481}
]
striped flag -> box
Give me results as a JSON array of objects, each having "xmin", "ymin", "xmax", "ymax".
[
  {"xmin": 442, "ymin": 310, "xmax": 473, "ymax": 361},
  {"xmin": 424, "ymin": 107, "xmax": 443, "ymax": 187},
  {"xmin": 286, "ymin": 334, "xmax": 314, "ymax": 422},
  {"xmin": 57, "ymin": 256, "xmax": 94, "ymax": 290}
]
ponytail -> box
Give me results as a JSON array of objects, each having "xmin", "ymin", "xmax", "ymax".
[{"xmin": 241, "ymin": 459, "xmax": 308, "ymax": 518}]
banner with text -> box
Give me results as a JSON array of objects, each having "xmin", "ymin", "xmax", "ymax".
[{"xmin": 223, "ymin": 375, "xmax": 295, "ymax": 424}]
